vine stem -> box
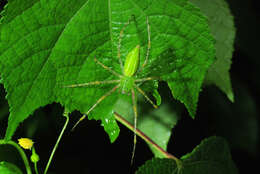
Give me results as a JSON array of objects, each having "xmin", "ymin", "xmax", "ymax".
[
  {"xmin": 0, "ymin": 139, "xmax": 32, "ymax": 174},
  {"xmin": 114, "ymin": 112, "xmax": 181, "ymax": 164},
  {"xmin": 44, "ymin": 111, "xmax": 69, "ymax": 174}
]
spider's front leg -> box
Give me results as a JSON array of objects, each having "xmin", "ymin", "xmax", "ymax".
[{"xmin": 71, "ymin": 84, "xmax": 120, "ymax": 131}]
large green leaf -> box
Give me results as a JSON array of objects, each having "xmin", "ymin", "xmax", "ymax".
[
  {"xmin": 189, "ymin": 0, "xmax": 236, "ymax": 102},
  {"xmin": 136, "ymin": 136, "xmax": 238, "ymax": 174},
  {"xmin": 0, "ymin": 0, "xmax": 215, "ymax": 141}
]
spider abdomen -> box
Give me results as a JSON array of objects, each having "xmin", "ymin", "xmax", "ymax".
[{"xmin": 123, "ymin": 45, "xmax": 140, "ymax": 77}]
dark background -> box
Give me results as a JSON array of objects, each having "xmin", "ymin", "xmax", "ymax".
[{"xmin": 0, "ymin": 0, "xmax": 259, "ymax": 173}]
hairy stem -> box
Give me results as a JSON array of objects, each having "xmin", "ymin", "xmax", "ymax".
[
  {"xmin": 0, "ymin": 139, "xmax": 32, "ymax": 174},
  {"xmin": 114, "ymin": 112, "xmax": 180, "ymax": 163},
  {"xmin": 44, "ymin": 111, "xmax": 69, "ymax": 174}
]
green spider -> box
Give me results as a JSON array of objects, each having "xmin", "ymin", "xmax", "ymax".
[{"xmin": 65, "ymin": 16, "xmax": 158, "ymax": 160}]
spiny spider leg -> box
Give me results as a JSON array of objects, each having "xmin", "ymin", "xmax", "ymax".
[
  {"xmin": 134, "ymin": 84, "xmax": 158, "ymax": 109},
  {"xmin": 135, "ymin": 76, "xmax": 159, "ymax": 83},
  {"xmin": 134, "ymin": 76, "xmax": 159, "ymax": 109},
  {"xmin": 140, "ymin": 16, "xmax": 151, "ymax": 71},
  {"xmin": 94, "ymin": 57, "xmax": 122, "ymax": 78},
  {"xmin": 130, "ymin": 80, "xmax": 157, "ymax": 164},
  {"xmin": 118, "ymin": 15, "xmax": 135, "ymax": 73},
  {"xmin": 64, "ymin": 80, "xmax": 120, "ymax": 88},
  {"xmin": 131, "ymin": 88, "xmax": 138, "ymax": 165},
  {"xmin": 71, "ymin": 84, "xmax": 120, "ymax": 131}
]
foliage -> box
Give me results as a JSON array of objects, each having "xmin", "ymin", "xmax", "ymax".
[
  {"xmin": 136, "ymin": 137, "xmax": 238, "ymax": 174},
  {"xmin": 0, "ymin": 0, "xmax": 244, "ymax": 173},
  {"xmin": 0, "ymin": 0, "xmax": 215, "ymax": 141}
]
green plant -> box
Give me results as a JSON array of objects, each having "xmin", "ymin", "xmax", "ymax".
[{"xmin": 0, "ymin": 0, "xmax": 239, "ymax": 173}]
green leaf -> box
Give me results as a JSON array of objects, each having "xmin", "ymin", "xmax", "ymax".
[
  {"xmin": 139, "ymin": 103, "xmax": 179, "ymax": 157},
  {"xmin": 114, "ymin": 94, "xmax": 180, "ymax": 157},
  {"xmin": 136, "ymin": 136, "xmax": 238, "ymax": 174},
  {"xmin": 136, "ymin": 158, "xmax": 177, "ymax": 174},
  {"xmin": 189, "ymin": 0, "xmax": 236, "ymax": 102},
  {"xmin": 181, "ymin": 136, "xmax": 238, "ymax": 174},
  {"xmin": 0, "ymin": 0, "xmax": 215, "ymax": 141},
  {"xmin": 0, "ymin": 161, "xmax": 23, "ymax": 174}
]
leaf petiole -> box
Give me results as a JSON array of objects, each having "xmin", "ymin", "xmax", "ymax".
[
  {"xmin": 114, "ymin": 112, "xmax": 182, "ymax": 168},
  {"xmin": 44, "ymin": 110, "xmax": 70, "ymax": 174}
]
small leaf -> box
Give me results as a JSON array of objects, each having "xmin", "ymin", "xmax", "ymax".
[
  {"xmin": 189, "ymin": 0, "xmax": 236, "ymax": 102},
  {"xmin": 136, "ymin": 136, "xmax": 238, "ymax": 174},
  {"xmin": 0, "ymin": 161, "xmax": 23, "ymax": 174}
]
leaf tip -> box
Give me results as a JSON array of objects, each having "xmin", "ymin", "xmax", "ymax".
[{"xmin": 227, "ymin": 91, "xmax": 235, "ymax": 103}]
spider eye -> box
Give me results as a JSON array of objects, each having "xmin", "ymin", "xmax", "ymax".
[{"xmin": 123, "ymin": 45, "xmax": 140, "ymax": 77}]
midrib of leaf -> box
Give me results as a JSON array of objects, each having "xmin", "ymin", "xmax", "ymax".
[{"xmin": 210, "ymin": 66, "xmax": 230, "ymax": 84}]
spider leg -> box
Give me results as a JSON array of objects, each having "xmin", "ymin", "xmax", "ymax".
[
  {"xmin": 134, "ymin": 76, "xmax": 159, "ymax": 83},
  {"xmin": 134, "ymin": 84, "xmax": 158, "ymax": 109},
  {"xmin": 64, "ymin": 80, "xmax": 120, "ymax": 88},
  {"xmin": 131, "ymin": 88, "xmax": 138, "ymax": 165},
  {"xmin": 94, "ymin": 57, "xmax": 122, "ymax": 78},
  {"xmin": 141, "ymin": 16, "xmax": 151, "ymax": 70},
  {"xmin": 71, "ymin": 84, "xmax": 120, "ymax": 131},
  {"xmin": 118, "ymin": 15, "xmax": 135, "ymax": 73}
]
